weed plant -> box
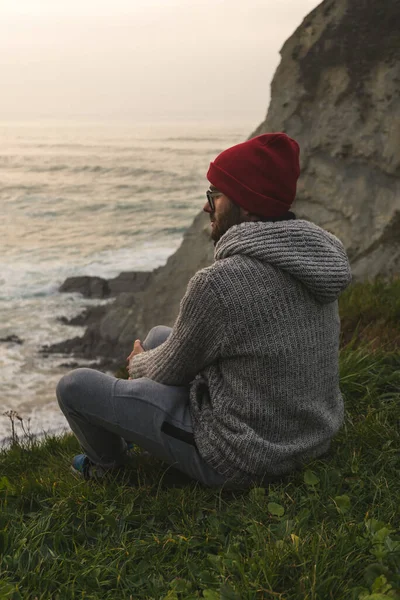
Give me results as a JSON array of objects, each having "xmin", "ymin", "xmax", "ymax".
[{"xmin": 0, "ymin": 279, "xmax": 399, "ymax": 599}]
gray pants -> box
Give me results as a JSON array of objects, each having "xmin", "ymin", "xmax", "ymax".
[{"xmin": 56, "ymin": 326, "xmax": 232, "ymax": 488}]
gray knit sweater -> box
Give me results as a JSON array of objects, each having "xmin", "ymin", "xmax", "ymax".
[{"xmin": 128, "ymin": 219, "xmax": 352, "ymax": 484}]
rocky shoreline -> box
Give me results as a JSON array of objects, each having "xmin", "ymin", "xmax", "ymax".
[
  {"xmin": 43, "ymin": 271, "xmax": 154, "ymax": 371},
  {"xmin": 43, "ymin": 211, "xmax": 215, "ymax": 372}
]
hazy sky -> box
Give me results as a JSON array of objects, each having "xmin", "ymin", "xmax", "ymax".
[{"xmin": 1, "ymin": 0, "xmax": 321, "ymax": 123}]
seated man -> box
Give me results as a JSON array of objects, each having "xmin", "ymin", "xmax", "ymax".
[{"xmin": 56, "ymin": 132, "xmax": 352, "ymax": 489}]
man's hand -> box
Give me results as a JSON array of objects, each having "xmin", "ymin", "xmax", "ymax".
[
  {"xmin": 126, "ymin": 340, "xmax": 145, "ymax": 379},
  {"xmin": 126, "ymin": 339, "xmax": 145, "ymax": 364}
]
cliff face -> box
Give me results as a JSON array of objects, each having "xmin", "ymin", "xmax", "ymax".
[
  {"xmin": 50, "ymin": 0, "xmax": 400, "ymax": 368},
  {"xmin": 252, "ymin": 0, "xmax": 400, "ymax": 280}
]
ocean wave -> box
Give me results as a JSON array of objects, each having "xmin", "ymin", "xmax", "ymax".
[
  {"xmin": 31, "ymin": 210, "xmax": 65, "ymax": 218},
  {"xmin": 37, "ymin": 164, "xmax": 176, "ymax": 178},
  {"xmin": 32, "ymin": 164, "xmax": 66, "ymax": 172},
  {"xmin": 0, "ymin": 281, "xmax": 60, "ymax": 302},
  {"xmin": 29, "ymin": 283, "xmax": 60, "ymax": 298},
  {"xmin": 72, "ymin": 165, "xmax": 174, "ymax": 177},
  {"xmin": 0, "ymin": 162, "xmax": 176, "ymax": 178},
  {"xmin": 112, "ymin": 202, "xmax": 153, "ymax": 212},
  {"xmin": 33, "ymin": 142, "xmax": 144, "ymax": 151},
  {"xmin": 149, "ymin": 146, "xmax": 208, "ymax": 155},
  {"xmin": 158, "ymin": 226, "xmax": 188, "ymax": 235},
  {"xmin": 114, "ymin": 184, "xmax": 141, "ymax": 190},
  {"xmin": 0, "ymin": 184, "xmax": 44, "ymax": 193},
  {"xmin": 0, "ymin": 162, "xmax": 66, "ymax": 173},
  {"xmin": 163, "ymin": 136, "xmax": 227, "ymax": 143}
]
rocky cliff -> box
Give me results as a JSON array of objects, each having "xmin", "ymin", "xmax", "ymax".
[
  {"xmin": 252, "ymin": 0, "xmax": 400, "ymax": 280},
  {"xmin": 49, "ymin": 0, "xmax": 400, "ymax": 369}
]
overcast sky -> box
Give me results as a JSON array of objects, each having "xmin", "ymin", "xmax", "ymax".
[{"xmin": 0, "ymin": 0, "xmax": 321, "ymax": 123}]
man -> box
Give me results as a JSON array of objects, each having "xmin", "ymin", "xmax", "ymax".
[{"xmin": 57, "ymin": 133, "xmax": 352, "ymax": 489}]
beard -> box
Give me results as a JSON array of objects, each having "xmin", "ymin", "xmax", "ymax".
[{"xmin": 211, "ymin": 201, "xmax": 243, "ymax": 244}]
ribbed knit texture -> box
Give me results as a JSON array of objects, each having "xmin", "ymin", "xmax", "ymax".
[{"xmin": 129, "ymin": 219, "xmax": 352, "ymax": 484}]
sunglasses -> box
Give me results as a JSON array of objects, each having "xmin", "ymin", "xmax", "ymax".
[{"xmin": 206, "ymin": 189, "xmax": 222, "ymax": 211}]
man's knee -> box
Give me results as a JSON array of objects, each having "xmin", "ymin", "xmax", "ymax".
[
  {"xmin": 56, "ymin": 368, "xmax": 93, "ymax": 411},
  {"xmin": 143, "ymin": 325, "xmax": 172, "ymax": 350}
]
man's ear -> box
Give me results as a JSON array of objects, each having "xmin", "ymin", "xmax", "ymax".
[{"xmin": 240, "ymin": 208, "xmax": 260, "ymax": 222}]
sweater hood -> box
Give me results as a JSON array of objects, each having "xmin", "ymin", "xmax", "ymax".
[{"xmin": 214, "ymin": 219, "xmax": 352, "ymax": 304}]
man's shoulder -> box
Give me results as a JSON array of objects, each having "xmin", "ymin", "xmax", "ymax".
[
  {"xmin": 194, "ymin": 254, "xmax": 280, "ymax": 287},
  {"xmin": 195, "ymin": 256, "xmax": 241, "ymax": 279},
  {"xmin": 190, "ymin": 256, "xmax": 257, "ymax": 291}
]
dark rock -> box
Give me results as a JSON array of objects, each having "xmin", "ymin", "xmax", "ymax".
[
  {"xmin": 57, "ymin": 305, "xmax": 108, "ymax": 327},
  {"xmin": 0, "ymin": 335, "xmax": 24, "ymax": 344},
  {"xmin": 58, "ymin": 361, "xmax": 101, "ymax": 370},
  {"xmin": 59, "ymin": 271, "xmax": 152, "ymax": 299},
  {"xmin": 108, "ymin": 272, "xmax": 153, "ymax": 296},
  {"xmin": 60, "ymin": 276, "xmax": 109, "ymax": 298},
  {"xmin": 42, "ymin": 336, "xmax": 83, "ymax": 356}
]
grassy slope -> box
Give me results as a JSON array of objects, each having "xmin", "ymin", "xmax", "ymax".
[{"xmin": 0, "ymin": 279, "xmax": 400, "ymax": 600}]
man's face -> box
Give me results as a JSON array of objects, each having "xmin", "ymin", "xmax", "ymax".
[{"xmin": 203, "ymin": 185, "xmax": 243, "ymax": 244}]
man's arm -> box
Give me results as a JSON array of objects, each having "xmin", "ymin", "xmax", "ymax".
[{"xmin": 128, "ymin": 270, "xmax": 224, "ymax": 386}]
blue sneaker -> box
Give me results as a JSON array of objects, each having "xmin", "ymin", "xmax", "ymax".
[{"xmin": 71, "ymin": 454, "xmax": 107, "ymax": 480}]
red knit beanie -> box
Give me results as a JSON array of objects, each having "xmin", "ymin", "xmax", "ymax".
[{"xmin": 207, "ymin": 133, "xmax": 300, "ymax": 218}]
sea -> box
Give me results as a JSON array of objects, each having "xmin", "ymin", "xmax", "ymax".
[{"xmin": 0, "ymin": 120, "xmax": 253, "ymax": 442}]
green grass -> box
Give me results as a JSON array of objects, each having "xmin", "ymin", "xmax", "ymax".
[
  {"xmin": 1, "ymin": 279, "xmax": 400, "ymax": 599},
  {"xmin": 338, "ymin": 277, "xmax": 400, "ymax": 351}
]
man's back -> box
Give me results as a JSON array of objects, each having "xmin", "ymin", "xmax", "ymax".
[{"xmin": 189, "ymin": 218, "xmax": 352, "ymax": 485}]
